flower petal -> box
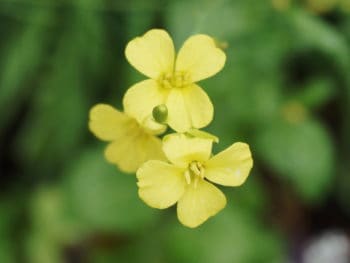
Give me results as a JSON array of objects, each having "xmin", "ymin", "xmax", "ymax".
[
  {"xmin": 142, "ymin": 116, "xmax": 167, "ymax": 135},
  {"xmin": 166, "ymin": 88, "xmax": 191, "ymax": 132},
  {"xmin": 125, "ymin": 29, "xmax": 175, "ymax": 79},
  {"xmin": 205, "ymin": 143, "xmax": 253, "ymax": 186},
  {"xmin": 175, "ymin": 34, "xmax": 226, "ymax": 82},
  {"xmin": 162, "ymin": 133, "xmax": 212, "ymax": 167},
  {"xmin": 89, "ymin": 104, "xmax": 133, "ymax": 141},
  {"xmin": 183, "ymin": 84, "xmax": 214, "ymax": 129},
  {"xmin": 105, "ymin": 131, "xmax": 165, "ymax": 173},
  {"xmin": 177, "ymin": 179, "xmax": 226, "ymax": 228},
  {"xmin": 186, "ymin": 128, "xmax": 219, "ymax": 143},
  {"xmin": 123, "ymin": 79, "xmax": 168, "ymax": 128},
  {"xmin": 137, "ymin": 160, "xmax": 186, "ymax": 209},
  {"xmin": 166, "ymin": 84, "xmax": 213, "ymax": 132}
]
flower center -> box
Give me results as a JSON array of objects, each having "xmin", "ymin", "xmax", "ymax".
[
  {"xmin": 184, "ymin": 161, "xmax": 205, "ymax": 186},
  {"xmin": 159, "ymin": 71, "xmax": 191, "ymax": 89}
]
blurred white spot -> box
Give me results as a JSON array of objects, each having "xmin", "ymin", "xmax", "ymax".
[{"xmin": 303, "ymin": 230, "xmax": 350, "ymax": 263}]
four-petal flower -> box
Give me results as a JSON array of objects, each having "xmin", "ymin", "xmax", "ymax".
[
  {"xmin": 89, "ymin": 98, "xmax": 166, "ymax": 173},
  {"xmin": 137, "ymin": 133, "xmax": 253, "ymax": 228},
  {"xmin": 124, "ymin": 29, "xmax": 226, "ymax": 132}
]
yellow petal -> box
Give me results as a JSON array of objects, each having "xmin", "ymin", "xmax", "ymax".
[
  {"xmin": 175, "ymin": 34, "xmax": 226, "ymax": 82},
  {"xmin": 137, "ymin": 160, "xmax": 186, "ymax": 209},
  {"xmin": 105, "ymin": 131, "xmax": 165, "ymax": 173},
  {"xmin": 123, "ymin": 79, "xmax": 168, "ymax": 132},
  {"xmin": 162, "ymin": 133, "xmax": 212, "ymax": 167},
  {"xmin": 142, "ymin": 116, "xmax": 167, "ymax": 135},
  {"xmin": 166, "ymin": 88, "xmax": 191, "ymax": 132},
  {"xmin": 186, "ymin": 128, "xmax": 219, "ymax": 143},
  {"xmin": 177, "ymin": 179, "xmax": 226, "ymax": 228},
  {"xmin": 205, "ymin": 143, "xmax": 253, "ymax": 186},
  {"xmin": 166, "ymin": 84, "xmax": 213, "ymax": 132},
  {"xmin": 89, "ymin": 104, "xmax": 133, "ymax": 141},
  {"xmin": 125, "ymin": 29, "xmax": 175, "ymax": 79},
  {"xmin": 182, "ymin": 84, "xmax": 214, "ymax": 129}
]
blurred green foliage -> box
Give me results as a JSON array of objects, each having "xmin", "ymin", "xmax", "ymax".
[{"xmin": 1, "ymin": 0, "xmax": 350, "ymax": 262}]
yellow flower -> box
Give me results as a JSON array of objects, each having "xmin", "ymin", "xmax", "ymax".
[
  {"xmin": 124, "ymin": 29, "xmax": 226, "ymax": 133},
  {"xmin": 89, "ymin": 100, "xmax": 166, "ymax": 173},
  {"xmin": 136, "ymin": 133, "xmax": 253, "ymax": 228}
]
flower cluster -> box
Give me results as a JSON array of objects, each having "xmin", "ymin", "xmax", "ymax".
[{"xmin": 89, "ymin": 29, "xmax": 253, "ymax": 228}]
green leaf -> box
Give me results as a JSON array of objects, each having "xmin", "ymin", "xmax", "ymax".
[
  {"xmin": 63, "ymin": 147, "xmax": 159, "ymax": 234},
  {"xmin": 164, "ymin": 208, "xmax": 285, "ymax": 263},
  {"xmin": 0, "ymin": 240, "xmax": 14, "ymax": 263},
  {"xmin": 15, "ymin": 53, "xmax": 87, "ymax": 173},
  {"xmin": 91, "ymin": 228, "xmax": 166, "ymax": 263},
  {"xmin": 254, "ymin": 118, "xmax": 335, "ymax": 202},
  {"xmin": 223, "ymin": 173, "xmax": 268, "ymax": 216},
  {"xmin": 14, "ymin": 13, "xmax": 91, "ymax": 174},
  {"xmin": 0, "ymin": 203, "xmax": 15, "ymax": 263},
  {"xmin": 26, "ymin": 232, "xmax": 62, "ymax": 263},
  {"xmin": 0, "ymin": 8, "xmax": 52, "ymax": 133},
  {"xmin": 289, "ymin": 9, "xmax": 350, "ymax": 69},
  {"xmin": 165, "ymin": 0, "xmax": 269, "ymax": 46},
  {"xmin": 30, "ymin": 187, "xmax": 86, "ymax": 243},
  {"xmin": 291, "ymin": 77, "xmax": 336, "ymax": 109}
]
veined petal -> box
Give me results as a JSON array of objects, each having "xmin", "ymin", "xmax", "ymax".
[
  {"xmin": 89, "ymin": 104, "xmax": 132, "ymax": 141},
  {"xmin": 166, "ymin": 88, "xmax": 191, "ymax": 132},
  {"xmin": 125, "ymin": 29, "xmax": 175, "ymax": 79},
  {"xmin": 105, "ymin": 131, "xmax": 165, "ymax": 173},
  {"xmin": 177, "ymin": 179, "xmax": 226, "ymax": 228},
  {"xmin": 186, "ymin": 128, "xmax": 219, "ymax": 143},
  {"xmin": 142, "ymin": 116, "xmax": 167, "ymax": 135},
  {"xmin": 123, "ymin": 79, "xmax": 168, "ymax": 126},
  {"xmin": 175, "ymin": 34, "xmax": 226, "ymax": 82},
  {"xmin": 205, "ymin": 143, "xmax": 253, "ymax": 186},
  {"xmin": 141, "ymin": 133, "xmax": 167, "ymax": 162},
  {"xmin": 137, "ymin": 160, "xmax": 186, "ymax": 209},
  {"xmin": 162, "ymin": 133, "xmax": 212, "ymax": 167},
  {"xmin": 166, "ymin": 85, "xmax": 213, "ymax": 132},
  {"xmin": 183, "ymin": 84, "xmax": 213, "ymax": 129}
]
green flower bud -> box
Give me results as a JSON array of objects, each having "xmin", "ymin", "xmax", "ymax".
[{"xmin": 152, "ymin": 104, "xmax": 168, "ymax": 124}]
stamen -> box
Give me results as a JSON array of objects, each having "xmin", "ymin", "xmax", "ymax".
[
  {"xmin": 190, "ymin": 162, "xmax": 201, "ymax": 176},
  {"xmin": 184, "ymin": 170, "xmax": 191, "ymax": 185},
  {"xmin": 187, "ymin": 161, "xmax": 205, "ymax": 186},
  {"xmin": 194, "ymin": 177, "xmax": 199, "ymax": 188}
]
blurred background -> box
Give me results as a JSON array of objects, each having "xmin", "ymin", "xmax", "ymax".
[{"xmin": 1, "ymin": 0, "xmax": 350, "ymax": 262}]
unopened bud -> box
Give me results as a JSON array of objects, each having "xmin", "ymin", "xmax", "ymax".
[{"xmin": 152, "ymin": 104, "xmax": 168, "ymax": 124}]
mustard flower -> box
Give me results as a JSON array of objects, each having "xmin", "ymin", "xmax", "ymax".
[
  {"xmin": 136, "ymin": 133, "xmax": 253, "ymax": 228},
  {"xmin": 89, "ymin": 99, "xmax": 166, "ymax": 173},
  {"xmin": 124, "ymin": 29, "xmax": 226, "ymax": 132}
]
